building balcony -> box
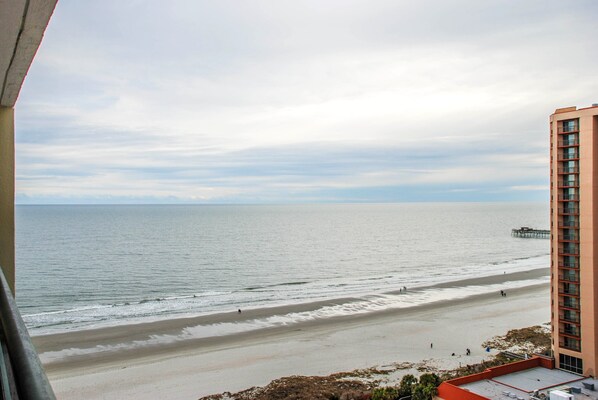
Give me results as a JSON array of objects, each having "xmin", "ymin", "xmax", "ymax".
[
  {"xmin": 560, "ymin": 314, "xmax": 580, "ymax": 324},
  {"xmin": 0, "ymin": 267, "xmax": 56, "ymax": 399},
  {"xmin": 558, "ymin": 194, "xmax": 579, "ymax": 201},
  {"xmin": 560, "ymin": 336, "xmax": 582, "ymax": 353},
  {"xmin": 558, "ymin": 181, "xmax": 579, "ymax": 188},
  {"xmin": 559, "ymin": 288, "xmax": 580, "ymax": 297},
  {"xmin": 559, "ymin": 154, "xmax": 580, "ymax": 161},
  {"xmin": 560, "ymin": 328, "xmax": 581, "ymax": 338},
  {"xmin": 557, "ymin": 167, "xmax": 579, "ymax": 174},
  {"xmin": 558, "ymin": 222, "xmax": 579, "ymax": 229},
  {"xmin": 558, "ymin": 208, "xmax": 579, "ymax": 215},
  {"xmin": 558, "ymin": 274, "xmax": 579, "ymax": 283},
  {"xmin": 558, "ymin": 233, "xmax": 579, "ymax": 241},
  {"xmin": 558, "ymin": 261, "xmax": 579, "ymax": 269},
  {"xmin": 559, "ymin": 300, "xmax": 580, "ymax": 310},
  {"xmin": 557, "ymin": 139, "xmax": 579, "ymax": 147},
  {"xmin": 559, "ymin": 247, "xmax": 579, "ymax": 255},
  {"xmin": 561, "ymin": 342, "xmax": 581, "ymax": 352},
  {"xmin": 558, "ymin": 125, "xmax": 580, "ymax": 134}
]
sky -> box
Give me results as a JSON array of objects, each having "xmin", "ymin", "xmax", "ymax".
[{"xmin": 14, "ymin": 0, "xmax": 598, "ymax": 204}]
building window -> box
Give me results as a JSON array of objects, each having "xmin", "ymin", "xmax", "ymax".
[
  {"xmin": 560, "ymin": 354, "xmax": 583, "ymax": 374},
  {"xmin": 562, "ymin": 282, "xmax": 579, "ymax": 296},
  {"xmin": 562, "ymin": 323, "xmax": 580, "ymax": 337},
  {"xmin": 562, "ymin": 336, "xmax": 581, "ymax": 352},
  {"xmin": 561, "ymin": 270, "xmax": 579, "ymax": 282},
  {"xmin": 562, "ymin": 296, "xmax": 579, "ymax": 309},
  {"xmin": 562, "ymin": 119, "xmax": 579, "ymax": 133},
  {"xmin": 562, "ymin": 309, "xmax": 579, "ymax": 323},
  {"xmin": 560, "ymin": 255, "xmax": 578, "ymax": 268},
  {"xmin": 561, "ymin": 147, "xmax": 579, "ymax": 160}
]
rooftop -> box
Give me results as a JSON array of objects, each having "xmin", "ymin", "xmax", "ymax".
[
  {"xmin": 462, "ymin": 367, "xmax": 598, "ymax": 399},
  {"xmin": 554, "ymin": 104, "xmax": 598, "ymax": 114},
  {"xmin": 438, "ymin": 358, "xmax": 598, "ymax": 400}
]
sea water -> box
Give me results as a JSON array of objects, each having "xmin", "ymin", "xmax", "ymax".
[{"xmin": 15, "ymin": 203, "xmax": 549, "ymax": 335}]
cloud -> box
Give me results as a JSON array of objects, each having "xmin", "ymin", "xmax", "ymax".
[
  {"xmin": 509, "ymin": 185, "xmax": 549, "ymax": 192},
  {"xmin": 13, "ymin": 0, "xmax": 598, "ymax": 203}
]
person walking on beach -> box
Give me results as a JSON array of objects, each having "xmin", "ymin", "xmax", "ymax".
[{"xmin": 430, "ymin": 343, "xmax": 433, "ymax": 349}]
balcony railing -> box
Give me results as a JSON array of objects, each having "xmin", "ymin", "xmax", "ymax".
[
  {"xmin": 559, "ymin": 288, "xmax": 580, "ymax": 296},
  {"xmin": 559, "ymin": 247, "xmax": 579, "ymax": 255},
  {"xmin": 558, "ymin": 234, "xmax": 579, "ymax": 241},
  {"xmin": 0, "ymin": 267, "xmax": 56, "ymax": 399},
  {"xmin": 561, "ymin": 341, "xmax": 581, "ymax": 352},
  {"xmin": 559, "ymin": 274, "xmax": 579, "ymax": 283},
  {"xmin": 559, "ymin": 152, "xmax": 579, "ymax": 160},
  {"xmin": 558, "ymin": 261, "xmax": 579, "ymax": 269},
  {"xmin": 558, "ymin": 167, "xmax": 579, "ymax": 174},
  {"xmin": 558, "ymin": 194, "xmax": 579, "ymax": 201},
  {"xmin": 558, "ymin": 124, "xmax": 579, "ymax": 133},
  {"xmin": 560, "ymin": 300, "xmax": 580, "ymax": 310},
  {"xmin": 558, "ymin": 139, "xmax": 579, "ymax": 147},
  {"xmin": 559, "ymin": 314, "xmax": 579, "ymax": 324},
  {"xmin": 560, "ymin": 327, "xmax": 581, "ymax": 337},
  {"xmin": 561, "ymin": 314, "xmax": 580, "ymax": 323},
  {"xmin": 558, "ymin": 181, "xmax": 579, "ymax": 187},
  {"xmin": 558, "ymin": 208, "xmax": 579, "ymax": 215}
]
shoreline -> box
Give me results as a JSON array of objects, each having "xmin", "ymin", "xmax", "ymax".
[
  {"xmin": 42, "ymin": 268, "xmax": 550, "ymax": 399},
  {"xmin": 35, "ymin": 268, "xmax": 548, "ymax": 363},
  {"xmin": 30, "ymin": 264, "xmax": 549, "ymax": 338},
  {"xmin": 47, "ymin": 286, "xmax": 550, "ymax": 399}
]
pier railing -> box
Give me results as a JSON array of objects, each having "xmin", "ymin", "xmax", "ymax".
[
  {"xmin": 511, "ymin": 227, "xmax": 550, "ymax": 239},
  {"xmin": 0, "ymin": 267, "xmax": 56, "ymax": 400}
]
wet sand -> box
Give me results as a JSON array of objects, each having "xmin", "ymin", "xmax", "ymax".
[{"xmin": 40, "ymin": 268, "xmax": 550, "ymax": 399}]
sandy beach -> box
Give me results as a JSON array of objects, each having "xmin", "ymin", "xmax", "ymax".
[{"xmin": 39, "ymin": 268, "xmax": 550, "ymax": 400}]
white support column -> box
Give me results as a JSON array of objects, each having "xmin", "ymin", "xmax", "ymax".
[{"xmin": 0, "ymin": 106, "xmax": 15, "ymax": 294}]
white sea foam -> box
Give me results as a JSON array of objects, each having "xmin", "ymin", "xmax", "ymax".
[
  {"xmin": 27, "ymin": 255, "xmax": 549, "ymax": 335},
  {"xmin": 39, "ymin": 276, "xmax": 548, "ymax": 363},
  {"xmin": 29, "ymin": 256, "xmax": 549, "ymax": 335}
]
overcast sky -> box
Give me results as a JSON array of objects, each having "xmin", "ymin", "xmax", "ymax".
[{"xmin": 14, "ymin": 0, "xmax": 598, "ymax": 204}]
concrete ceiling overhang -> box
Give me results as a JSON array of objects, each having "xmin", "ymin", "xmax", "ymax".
[{"xmin": 0, "ymin": 0, "xmax": 57, "ymax": 107}]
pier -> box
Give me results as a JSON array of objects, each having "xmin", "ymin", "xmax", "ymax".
[{"xmin": 511, "ymin": 227, "xmax": 550, "ymax": 239}]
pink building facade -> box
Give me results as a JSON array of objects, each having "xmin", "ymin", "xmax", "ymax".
[{"xmin": 550, "ymin": 104, "xmax": 598, "ymax": 376}]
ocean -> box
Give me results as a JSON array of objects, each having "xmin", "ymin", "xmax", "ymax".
[{"xmin": 16, "ymin": 203, "xmax": 550, "ymax": 336}]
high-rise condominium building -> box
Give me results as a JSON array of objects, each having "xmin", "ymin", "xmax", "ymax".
[{"xmin": 550, "ymin": 104, "xmax": 598, "ymax": 376}]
